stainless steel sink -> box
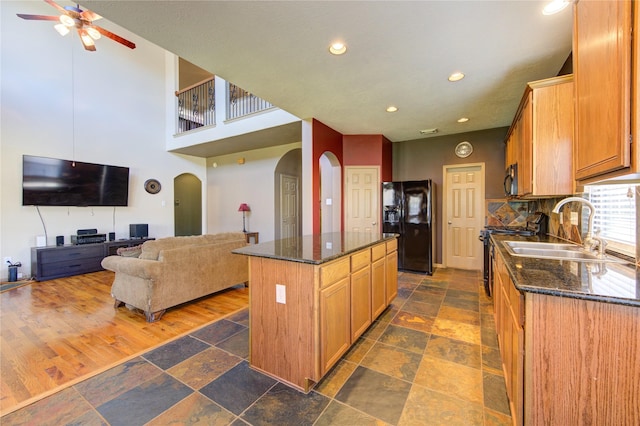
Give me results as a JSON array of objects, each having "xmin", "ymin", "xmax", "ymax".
[
  {"xmin": 503, "ymin": 241, "xmax": 628, "ymax": 263},
  {"xmin": 504, "ymin": 241, "xmax": 577, "ymax": 251}
]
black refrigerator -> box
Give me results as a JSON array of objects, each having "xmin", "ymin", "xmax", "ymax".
[{"xmin": 382, "ymin": 180, "xmax": 434, "ymax": 275}]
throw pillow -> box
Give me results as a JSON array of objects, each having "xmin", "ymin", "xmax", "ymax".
[{"xmin": 117, "ymin": 245, "xmax": 143, "ymax": 258}]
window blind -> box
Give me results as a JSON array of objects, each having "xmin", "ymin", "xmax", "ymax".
[{"xmin": 586, "ymin": 184, "xmax": 636, "ymax": 256}]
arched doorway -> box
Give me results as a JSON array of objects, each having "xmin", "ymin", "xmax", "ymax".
[
  {"xmin": 174, "ymin": 173, "xmax": 202, "ymax": 236},
  {"xmin": 319, "ymin": 152, "xmax": 342, "ymax": 234}
]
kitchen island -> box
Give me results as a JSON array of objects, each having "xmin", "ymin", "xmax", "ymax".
[
  {"xmin": 233, "ymin": 232, "xmax": 398, "ymax": 392},
  {"xmin": 490, "ymin": 234, "xmax": 639, "ymax": 425}
]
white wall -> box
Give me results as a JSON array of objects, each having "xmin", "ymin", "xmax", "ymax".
[
  {"xmin": 206, "ymin": 142, "xmax": 301, "ymax": 243},
  {"xmin": 0, "ymin": 1, "xmax": 205, "ymax": 279}
]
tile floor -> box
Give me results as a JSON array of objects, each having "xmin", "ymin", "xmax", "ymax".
[{"xmin": 2, "ymin": 268, "xmax": 511, "ymax": 425}]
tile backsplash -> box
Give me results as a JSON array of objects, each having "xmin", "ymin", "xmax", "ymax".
[{"xmin": 485, "ymin": 197, "xmax": 584, "ymax": 244}]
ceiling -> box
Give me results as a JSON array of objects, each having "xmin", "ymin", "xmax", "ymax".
[{"xmin": 80, "ymin": 0, "xmax": 573, "ymax": 146}]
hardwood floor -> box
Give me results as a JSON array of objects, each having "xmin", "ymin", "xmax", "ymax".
[{"xmin": 0, "ymin": 271, "xmax": 249, "ymax": 416}]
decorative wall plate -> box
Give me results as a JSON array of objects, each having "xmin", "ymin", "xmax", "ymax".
[
  {"xmin": 144, "ymin": 179, "xmax": 161, "ymax": 194},
  {"xmin": 455, "ymin": 141, "xmax": 473, "ymax": 158}
]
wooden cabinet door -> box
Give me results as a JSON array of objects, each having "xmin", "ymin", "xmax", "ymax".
[
  {"xmin": 519, "ymin": 93, "xmax": 533, "ymax": 196},
  {"xmin": 351, "ymin": 266, "xmax": 372, "ymax": 341},
  {"xmin": 574, "ymin": 0, "xmax": 632, "ymax": 180},
  {"xmin": 371, "ymin": 257, "xmax": 386, "ymax": 318},
  {"xmin": 532, "ymin": 80, "xmax": 574, "ymax": 196},
  {"xmin": 319, "ymin": 277, "xmax": 351, "ymax": 375},
  {"xmin": 494, "ymin": 252, "xmax": 524, "ymax": 425},
  {"xmin": 385, "ymin": 252, "xmax": 398, "ymax": 305}
]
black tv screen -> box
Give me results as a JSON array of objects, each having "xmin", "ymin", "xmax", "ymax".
[{"xmin": 22, "ymin": 155, "xmax": 129, "ymax": 206}]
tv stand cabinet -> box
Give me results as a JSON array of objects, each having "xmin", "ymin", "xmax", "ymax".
[{"xmin": 31, "ymin": 238, "xmax": 152, "ymax": 281}]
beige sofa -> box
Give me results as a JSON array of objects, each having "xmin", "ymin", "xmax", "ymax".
[{"xmin": 101, "ymin": 233, "xmax": 248, "ymax": 322}]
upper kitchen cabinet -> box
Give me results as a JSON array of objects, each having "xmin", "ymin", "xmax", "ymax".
[
  {"xmin": 573, "ymin": 0, "xmax": 638, "ymax": 182},
  {"xmin": 505, "ymin": 75, "xmax": 574, "ymax": 198}
]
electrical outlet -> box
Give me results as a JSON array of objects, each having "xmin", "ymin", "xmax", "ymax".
[
  {"xmin": 276, "ymin": 284, "xmax": 286, "ymax": 304},
  {"xmin": 570, "ymin": 212, "xmax": 579, "ymax": 225},
  {"xmin": 3, "ymin": 256, "xmax": 11, "ymax": 265}
]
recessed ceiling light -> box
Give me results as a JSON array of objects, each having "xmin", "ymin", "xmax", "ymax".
[
  {"xmin": 448, "ymin": 72, "xmax": 465, "ymax": 82},
  {"xmin": 329, "ymin": 42, "xmax": 347, "ymax": 55},
  {"xmin": 542, "ymin": 0, "xmax": 570, "ymax": 15},
  {"xmin": 457, "ymin": 117, "xmax": 469, "ymax": 123},
  {"xmin": 386, "ymin": 106, "xmax": 398, "ymax": 113}
]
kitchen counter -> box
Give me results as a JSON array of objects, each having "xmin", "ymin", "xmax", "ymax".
[
  {"xmin": 233, "ymin": 232, "xmax": 398, "ymax": 392},
  {"xmin": 232, "ymin": 231, "xmax": 398, "ymax": 264},
  {"xmin": 491, "ymin": 233, "xmax": 640, "ymax": 425},
  {"xmin": 491, "ymin": 234, "xmax": 640, "ymax": 307}
]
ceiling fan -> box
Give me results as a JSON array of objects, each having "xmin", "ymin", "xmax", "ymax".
[{"xmin": 16, "ymin": 0, "xmax": 136, "ymax": 51}]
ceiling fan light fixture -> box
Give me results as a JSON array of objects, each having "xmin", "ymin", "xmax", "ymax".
[
  {"xmin": 54, "ymin": 23, "xmax": 70, "ymax": 36},
  {"xmin": 79, "ymin": 30, "xmax": 95, "ymax": 48},
  {"xmin": 59, "ymin": 14, "xmax": 75, "ymax": 27},
  {"xmin": 86, "ymin": 27, "xmax": 101, "ymax": 40}
]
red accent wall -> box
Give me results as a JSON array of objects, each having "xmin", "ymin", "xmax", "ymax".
[
  {"xmin": 312, "ymin": 119, "xmax": 344, "ymax": 234},
  {"xmin": 311, "ymin": 124, "xmax": 393, "ymax": 234},
  {"xmin": 343, "ymin": 134, "xmax": 393, "ymax": 181}
]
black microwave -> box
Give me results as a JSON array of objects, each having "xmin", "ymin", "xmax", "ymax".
[{"xmin": 504, "ymin": 163, "xmax": 518, "ymax": 196}]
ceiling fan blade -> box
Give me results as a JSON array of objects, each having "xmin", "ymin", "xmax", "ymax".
[
  {"xmin": 80, "ymin": 9, "xmax": 101, "ymax": 22},
  {"xmin": 43, "ymin": 0, "xmax": 67, "ymax": 15},
  {"xmin": 16, "ymin": 14, "xmax": 59, "ymax": 21},
  {"xmin": 94, "ymin": 26, "xmax": 136, "ymax": 49}
]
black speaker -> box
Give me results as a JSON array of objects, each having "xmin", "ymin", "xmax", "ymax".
[
  {"xmin": 129, "ymin": 224, "xmax": 149, "ymax": 239},
  {"xmin": 109, "ymin": 232, "xmax": 115, "ymax": 241},
  {"xmin": 56, "ymin": 235, "xmax": 64, "ymax": 246},
  {"xmin": 77, "ymin": 228, "xmax": 98, "ymax": 235}
]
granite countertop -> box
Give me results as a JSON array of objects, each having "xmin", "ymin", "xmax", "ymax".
[
  {"xmin": 491, "ymin": 234, "xmax": 640, "ymax": 307},
  {"xmin": 232, "ymin": 232, "xmax": 398, "ymax": 265}
]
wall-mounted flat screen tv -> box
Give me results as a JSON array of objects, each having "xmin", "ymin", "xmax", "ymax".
[{"xmin": 22, "ymin": 155, "xmax": 129, "ymax": 206}]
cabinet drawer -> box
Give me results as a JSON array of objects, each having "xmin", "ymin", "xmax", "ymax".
[
  {"xmin": 41, "ymin": 257, "xmax": 104, "ymax": 278},
  {"xmin": 351, "ymin": 249, "xmax": 371, "ymax": 272},
  {"xmin": 371, "ymin": 243, "xmax": 386, "ymax": 261},
  {"xmin": 386, "ymin": 238, "xmax": 397, "ymax": 253},
  {"xmin": 38, "ymin": 245, "xmax": 105, "ymax": 263},
  {"xmin": 320, "ymin": 258, "xmax": 350, "ymax": 288}
]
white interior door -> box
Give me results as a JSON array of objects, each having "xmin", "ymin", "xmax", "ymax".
[
  {"xmin": 280, "ymin": 174, "xmax": 299, "ymax": 239},
  {"xmin": 345, "ymin": 167, "xmax": 379, "ymax": 233},
  {"xmin": 443, "ymin": 164, "xmax": 484, "ymax": 270}
]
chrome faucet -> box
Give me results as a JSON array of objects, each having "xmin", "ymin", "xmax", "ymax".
[{"xmin": 551, "ymin": 196, "xmax": 601, "ymax": 253}]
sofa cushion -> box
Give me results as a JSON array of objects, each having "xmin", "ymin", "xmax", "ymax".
[
  {"xmin": 116, "ymin": 244, "xmax": 143, "ymax": 258},
  {"xmin": 203, "ymin": 232, "xmax": 247, "ymax": 244},
  {"xmin": 139, "ymin": 235, "xmax": 209, "ymax": 260}
]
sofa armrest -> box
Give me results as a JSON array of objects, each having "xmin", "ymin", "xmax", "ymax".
[{"xmin": 101, "ymin": 255, "xmax": 163, "ymax": 280}]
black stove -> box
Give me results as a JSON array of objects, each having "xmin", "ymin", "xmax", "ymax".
[{"xmin": 479, "ymin": 212, "xmax": 548, "ymax": 297}]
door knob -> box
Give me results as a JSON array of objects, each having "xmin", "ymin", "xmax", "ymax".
[
  {"xmin": 372, "ymin": 221, "xmax": 377, "ymax": 225},
  {"xmin": 448, "ymin": 221, "xmax": 452, "ymax": 225}
]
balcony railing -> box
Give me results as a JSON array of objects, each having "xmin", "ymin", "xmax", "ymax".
[
  {"xmin": 227, "ymin": 82, "xmax": 274, "ymax": 120},
  {"xmin": 175, "ymin": 76, "xmax": 215, "ymax": 134},
  {"xmin": 174, "ymin": 77, "xmax": 276, "ymax": 135}
]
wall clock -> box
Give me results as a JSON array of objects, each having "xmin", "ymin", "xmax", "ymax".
[
  {"xmin": 144, "ymin": 179, "xmax": 161, "ymax": 194},
  {"xmin": 455, "ymin": 141, "xmax": 473, "ymax": 158}
]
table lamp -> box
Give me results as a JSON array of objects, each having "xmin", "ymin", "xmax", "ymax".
[{"xmin": 238, "ymin": 203, "xmax": 250, "ymax": 232}]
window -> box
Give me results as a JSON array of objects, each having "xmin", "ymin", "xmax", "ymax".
[{"xmin": 585, "ymin": 184, "xmax": 637, "ymax": 257}]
